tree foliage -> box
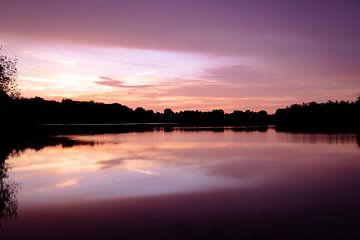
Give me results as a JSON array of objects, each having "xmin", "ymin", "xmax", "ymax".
[
  {"xmin": 0, "ymin": 46, "xmax": 20, "ymax": 98},
  {"xmin": 275, "ymin": 98, "xmax": 360, "ymax": 131}
]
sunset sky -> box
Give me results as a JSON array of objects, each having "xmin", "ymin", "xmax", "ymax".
[{"xmin": 1, "ymin": 0, "xmax": 360, "ymax": 112}]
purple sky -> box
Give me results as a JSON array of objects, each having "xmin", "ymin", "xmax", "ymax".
[{"xmin": 1, "ymin": 0, "xmax": 359, "ymax": 112}]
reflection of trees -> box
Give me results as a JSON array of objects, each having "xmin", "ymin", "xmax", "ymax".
[{"xmin": 0, "ymin": 153, "xmax": 19, "ymax": 229}]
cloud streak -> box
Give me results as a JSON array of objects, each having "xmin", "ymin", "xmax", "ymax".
[{"xmin": 95, "ymin": 76, "xmax": 154, "ymax": 89}]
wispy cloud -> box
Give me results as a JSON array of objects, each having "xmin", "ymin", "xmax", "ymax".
[
  {"xmin": 23, "ymin": 50, "xmax": 77, "ymax": 67},
  {"xmin": 55, "ymin": 179, "xmax": 78, "ymax": 188},
  {"xmin": 128, "ymin": 70, "xmax": 159, "ymax": 78},
  {"xmin": 95, "ymin": 76, "xmax": 155, "ymax": 88}
]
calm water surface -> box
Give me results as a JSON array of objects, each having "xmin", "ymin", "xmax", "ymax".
[{"xmin": 1, "ymin": 128, "xmax": 360, "ymax": 239}]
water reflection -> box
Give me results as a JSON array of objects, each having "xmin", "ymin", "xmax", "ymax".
[
  {"xmin": 3, "ymin": 129, "xmax": 360, "ymax": 206},
  {"xmin": 0, "ymin": 153, "xmax": 18, "ymax": 229},
  {"xmin": 0, "ymin": 136, "xmax": 95, "ymax": 229},
  {"xmin": 0, "ymin": 129, "xmax": 360, "ymax": 239}
]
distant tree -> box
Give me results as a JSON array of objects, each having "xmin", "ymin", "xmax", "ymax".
[
  {"xmin": 0, "ymin": 46, "xmax": 20, "ymax": 99},
  {"xmin": 164, "ymin": 108, "xmax": 174, "ymax": 116},
  {"xmin": 135, "ymin": 107, "xmax": 146, "ymax": 113},
  {"xmin": 163, "ymin": 108, "xmax": 175, "ymax": 121}
]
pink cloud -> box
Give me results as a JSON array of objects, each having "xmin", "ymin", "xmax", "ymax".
[{"xmin": 95, "ymin": 76, "xmax": 154, "ymax": 89}]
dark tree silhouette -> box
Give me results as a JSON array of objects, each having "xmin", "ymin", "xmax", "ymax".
[
  {"xmin": 275, "ymin": 97, "xmax": 360, "ymax": 132},
  {"xmin": 163, "ymin": 108, "xmax": 175, "ymax": 122},
  {"xmin": 0, "ymin": 46, "xmax": 20, "ymax": 99}
]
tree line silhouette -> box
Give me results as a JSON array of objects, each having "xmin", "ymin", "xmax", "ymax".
[
  {"xmin": 0, "ymin": 94, "xmax": 359, "ymax": 132},
  {"xmin": 0, "ymin": 95, "xmax": 271, "ymax": 125},
  {"xmin": 275, "ymin": 98, "xmax": 360, "ymax": 132}
]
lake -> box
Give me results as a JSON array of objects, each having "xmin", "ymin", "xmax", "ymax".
[{"xmin": 1, "ymin": 128, "xmax": 360, "ymax": 239}]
